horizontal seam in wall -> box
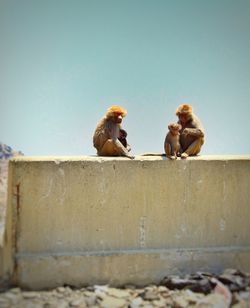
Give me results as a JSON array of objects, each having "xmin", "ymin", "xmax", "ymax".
[{"xmin": 16, "ymin": 245, "xmax": 250, "ymax": 259}]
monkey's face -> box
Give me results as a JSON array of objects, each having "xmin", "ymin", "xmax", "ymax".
[
  {"xmin": 171, "ymin": 128, "xmax": 180, "ymax": 136},
  {"xmin": 168, "ymin": 124, "xmax": 181, "ymax": 135},
  {"xmin": 113, "ymin": 112, "xmax": 123, "ymax": 124},
  {"xmin": 178, "ymin": 113, "xmax": 191, "ymax": 125}
]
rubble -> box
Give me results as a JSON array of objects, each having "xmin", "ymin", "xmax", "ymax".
[{"xmin": 0, "ymin": 269, "xmax": 249, "ymax": 307}]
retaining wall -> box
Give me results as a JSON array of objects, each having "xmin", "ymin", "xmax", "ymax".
[{"xmin": 1, "ymin": 155, "xmax": 250, "ymax": 289}]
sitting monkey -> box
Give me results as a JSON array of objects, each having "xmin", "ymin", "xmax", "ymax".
[
  {"xmin": 176, "ymin": 104, "xmax": 205, "ymax": 158},
  {"xmin": 164, "ymin": 123, "xmax": 182, "ymax": 160},
  {"xmin": 93, "ymin": 105, "xmax": 134, "ymax": 159}
]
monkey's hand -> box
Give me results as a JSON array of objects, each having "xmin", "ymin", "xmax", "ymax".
[
  {"xmin": 182, "ymin": 128, "xmax": 204, "ymax": 137},
  {"xmin": 127, "ymin": 144, "xmax": 131, "ymax": 152}
]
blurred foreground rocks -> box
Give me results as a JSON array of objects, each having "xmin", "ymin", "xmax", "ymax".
[
  {"xmin": 0, "ymin": 143, "xmax": 23, "ymax": 160},
  {"xmin": 0, "ymin": 269, "xmax": 249, "ymax": 307}
]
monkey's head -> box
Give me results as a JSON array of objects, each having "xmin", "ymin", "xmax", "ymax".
[
  {"xmin": 168, "ymin": 123, "xmax": 182, "ymax": 135},
  {"xmin": 176, "ymin": 104, "xmax": 193, "ymax": 124},
  {"xmin": 106, "ymin": 105, "xmax": 127, "ymax": 124}
]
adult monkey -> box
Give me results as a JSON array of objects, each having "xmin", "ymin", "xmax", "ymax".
[
  {"xmin": 176, "ymin": 104, "xmax": 205, "ymax": 158},
  {"xmin": 93, "ymin": 105, "xmax": 134, "ymax": 159}
]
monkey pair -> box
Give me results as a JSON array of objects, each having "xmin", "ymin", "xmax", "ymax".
[
  {"xmin": 93, "ymin": 105, "xmax": 134, "ymax": 159},
  {"xmin": 93, "ymin": 104, "xmax": 205, "ymax": 159},
  {"xmin": 163, "ymin": 104, "xmax": 205, "ymax": 159}
]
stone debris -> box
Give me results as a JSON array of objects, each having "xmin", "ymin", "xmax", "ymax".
[{"xmin": 0, "ymin": 269, "xmax": 250, "ymax": 308}]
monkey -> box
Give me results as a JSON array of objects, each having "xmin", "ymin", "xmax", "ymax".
[
  {"xmin": 118, "ymin": 129, "xmax": 131, "ymax": 152},
  {"xmin": 93, "ymin": 105, "xmax": 134, "ymax": 159},
  {"xmin": 176, "ymin": 104, "xmax": 205, "ymax": 158},
  {"xmin": 164, "ymin": 123, "xmax": 182, "ymax": 160}
]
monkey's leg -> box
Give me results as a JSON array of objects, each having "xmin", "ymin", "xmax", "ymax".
[
  {"xmin": 100, "ymin": 139, "xmax": 134, "ymax": 159},
  {"xmin": 113, "ymin": 139, "xmax": 134, "ymax": 159},
  {"xmin": 165, "ymin": 143, "xmax": 176, "ymax": 160},
  {"xmin": 99, "ymin": 139, "xmax": 119, "ymax": 156},
  {"xmin": 164, "ymin": 143, "xmax": 171, "ymax": 156},
  {"xmin": 181, "ymin": 137, "xmax": 204, "ymax": 157}
]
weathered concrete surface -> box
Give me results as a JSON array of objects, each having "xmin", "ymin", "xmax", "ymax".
[
  {"xmin": 2, "ymin": 155, "xmax": 250, "ymax": 289},
  {"xmin": 0, "ymin": 160, "xmax": 12, "ymax": 285}
]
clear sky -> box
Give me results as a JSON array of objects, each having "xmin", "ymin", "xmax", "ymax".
[{"xmin": 0, "ymin": 0, "xmax": 250, "ymax": 156}]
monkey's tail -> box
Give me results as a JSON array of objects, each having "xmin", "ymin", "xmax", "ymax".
[{"xmin": 140, "ymin": 153, "xmax": 166, "ymax": 156}]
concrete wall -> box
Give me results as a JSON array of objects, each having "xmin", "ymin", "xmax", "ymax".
[
  {"xmin": 0, "ymin": 160, "xmax": 13, "ymax": 287},
  {"xmin": 3, "ymin": 155, "xmax": 250, "ymax": 289}
]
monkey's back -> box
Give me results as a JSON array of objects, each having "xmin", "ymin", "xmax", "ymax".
[{"xmin": 93, "ymin": 117, "xmax": 120, "ymax": 151}]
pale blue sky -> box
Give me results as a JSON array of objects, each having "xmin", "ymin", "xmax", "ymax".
[{"xmin": 0, "ymin": 0, "xmax": 250, "ymax": 155}]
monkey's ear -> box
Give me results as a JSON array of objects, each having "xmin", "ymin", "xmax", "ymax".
[{"xmin": 168, "ymin": 124, "xmax": 171, "ymax": 130}]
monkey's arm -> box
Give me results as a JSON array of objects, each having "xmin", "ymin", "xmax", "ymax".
[{"xmin": 182, "ymin": 128, "xmax": 204, "ymax": 138}]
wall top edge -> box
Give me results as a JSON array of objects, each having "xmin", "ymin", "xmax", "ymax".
[{"xmin": 9, "ymin": 155, "xmax": 250, "ymax": 163}]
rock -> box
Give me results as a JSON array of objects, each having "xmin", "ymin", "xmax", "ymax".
[
  {"xmin": 173, "ymin": 295, "xmax": 189, "ymax": 307},
  {"xmin": 9, "ymin": 287, "xmax": 21, "ymax": 294},
  {"xmin": 55, "ymin": 299, "xmax": 69, "ymax": 308},
  {"xmin": 3, "ymin": 291, "xmax": 18, "ymax": 300},
  {"xmin": 70, "ymin": 298, "xmax": 86, "ymax": 307},
  {"xmin": 142, "ymin": 290, "xmax": 160, "ymax": 301},
  {"xmin": 152, "ymin": 298, "xmax": 168, "ymax": 307},
  {"xmin": 100, "ymin": 295, "xmax": 128, "ymax": 308},
  {"xmin": 238, "ymin": 291, "xmax": 250, "ymax": 301},
  {"xmin": 0, "ymin": 297, "xmax": 9, "ymax": 308},
  {"xmin": 161, "ymin": 276, "xmax": 202, "ymax": 291},
  {"xmin": 157, "ymin": 285, "xmax": 169, "ymax": 293},
  {"xmin": 222, "ymin": 268, "xmax": 246, "ymax": 277},
  {"xmin": 106, "ymin": 288, "xmax": 131, "ymax": 298},
  {"xmin": 130, "ymin": 296, "xmax": 143, "ymax": 308},
  {"xmin": 22, "ymin": 291, "xmax": 41, "ymax": 299},
  {"xmin": 94, "ymin": 285, "xmax": 108, "ymax": 299},
  {"xmin": 233, "ymin": 293, "xmax": 250, "ymax": 308},
  {"xmin": 84, "ymin": 295, "xmax": 97, "ymax": 306},
  {"xmin": 195, "ymin": 293, "xmax": 229, "ymax": 308},
  {"xmin": 219, "ymin": 269, "xmax": 250, "ymax": 292},
  {"xmin": 182, "ymin": 289, "xmax": 205, "ymax": 304},
  {"xmin": 0, "ymin": 142, "xmax": 23, "ymax": 160},
  {"xmin": 57, "ymin": 286, "xmax": 67, "ymax": 293},
  {"xmin": 188, "ymin": 278, "xmax": 213, "ymax": 294}
]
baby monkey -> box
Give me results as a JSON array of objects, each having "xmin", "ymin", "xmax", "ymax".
[
  {"xmin": 164, "ymin": 123, "xmax": 182, "ymax": 160},
  {"xmin": 118, "ymin": 129, "xmax": 131, "ymax": 152}
]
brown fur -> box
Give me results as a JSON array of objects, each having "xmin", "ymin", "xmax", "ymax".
[
  {"xmin": 93, "ymin": 106, "xmax": 134, "ymax": 159},
  {"xmin": 164, "ymin": 123, "xmax": 182, "ymax": 159},
  {"xmin": 118, "ymin": 129, "xmax": 131, "ymax": 152},
  {"xmin": 176, "ymin": 104, "xmax": 205, "ymax": 158}
]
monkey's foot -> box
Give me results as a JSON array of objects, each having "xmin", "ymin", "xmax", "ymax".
[
  {"xmin": 127, "ymin": 155, "xmax": 135, "ymax": 159},
  {"xmin": 181, "ymin": 152, "xmax": 188, "ymax": 159},
  {"xmin": 167, "ymin": 155, "xmax": 176, "ymax": 160}
]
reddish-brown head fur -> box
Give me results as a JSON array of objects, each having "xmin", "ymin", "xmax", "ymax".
[
  {"xmin": 106, "ymin": 105, "xmax": 127, "ymax": 118},
  {"xmin": 176, "ymin": 104, "xmax": 193, "ymax": 116},
  {"xmin": 168, "ymin": 123, "xmax": 181, "ymax": 135}
]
